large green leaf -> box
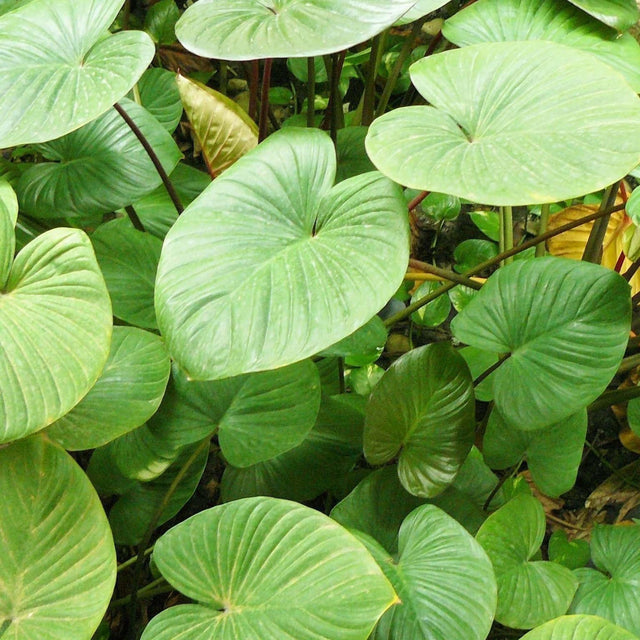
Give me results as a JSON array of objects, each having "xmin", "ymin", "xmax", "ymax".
[
  {"xmin": 356, "ymin": 505, "xmax": 497, "ymax": 640},
  {"xmin": 442, "ymin": 0, "xmax": 640, "ymax": 91},
  {"xmin": 221, "ymin": 394, "xmax": 363, "ymax": 502},
  {"xmin": 363, "ymin": 343, "xmax": 475, "ymax": 498},
  {"xmin": 395, "ymin": 0, "xmax": 449, "ymax": 25},
  {"xmin": 567, "ymin": 0, "xmax": 638, "ymax": 30},
  {"xmin": 0, "ymin": 228, "xmax": 112, "ymax": 443},
  {"xmin": 0, "ymin": 0, "xmax": 154, "ymax": 148},
  {"xmin": 175, "ymin": 0, "xmax": 416, "ymax": 60},
  {"xmin": 92, "ymin": 217, "xmax": 163, "ymax": 329},
  {"xmin": 570, "ymin": 525, "xmax": 640, "ymax": 636},
  {"xmin": 522, "ymin": 615, "xmax": 640, "ymax": 640},
  {"xmin": 0, "ymin": 437, "xmax": 116, "ymax": 639},
  {"xmin": 16, "ymin": 100, "xmax": 182, "ymax": 219},
  {"xmin": 451, "ymin": 258, "xmax": 630, "ymax": 430},
  {"xmin": 366, "ymin": 41, "xmax": 640, "ymax": 205},
  {"xmin": 155, "ymin": 128, "xmax": 409, "ymax": 380},
  {"xmin": 476, "ymin": 494, "xmax": 578, "ymax": 629},
  {"xmin": 483, "ymin": 409, "xmax": 587, "ymax": 497},
  {"xmin": 142, "ymin": 497, "xmax": 396, "ymax": 640},
  {"xmin": 46, "ymin": 327, "xmax": 170, "ymax": 450},
  {"xmin": 0, "ymin": 180, "xmax": 18, "ymax": 287}
]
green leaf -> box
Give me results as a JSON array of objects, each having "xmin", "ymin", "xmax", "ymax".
[
  {"xmin": 570, "ymin": 524, "xmax": 640, "ymax": 636},
  {"xmin": 92, "ymin": 217, "xmax": 163, "ymax": 329},
  {"xmin": 0, "ymin": 0, "xmax": 154, "ymax": 147},
  {"xmin": 221, "ymin": 395, "xmax": 363, "ymax": 503},
  {"xmin": 476, "ymin": 494, "xmax": 578, "ymax": 629},
  {"xmin": 451, "ymin": 258, "xmax": 630, "ymax": 430},
  {"xmin": 357, "ymin": 505, "xmax": 497, "ymax": 640},
  {"xmin": 548, "ymin": 531, "xmax": 591, "ymax": 570},
  {"xmin": 483, "ymin": 409, "xmax": 587, "ymax": 497},
  {"xmin": 366, "ymin": 41, "xmax": 640, "ymax": 205},
  {"xmin": 410, "ymin": 280, "xmax": 452, "ymax": 327},
  {"xmin": 137, "ymin": 68, "xmax": 184, "ymax": 132},
  {"xmin": 470, "ymin": 210, "xmax": 500, "ymax": 241},
  {"xmin": 141, "ymin": 497, "xmax": 397, "ymax": 640},
  {"xmin": 448, "ymin": 285, "xmax": 479, "ymax": 314},
  {"xmin": 177, "ymin": 73, "xmax": 258, "ymax": 177},
  {"xmin": 335, "ymin": 126, "xmax": 376, "ymax": 183},
  {"xmin": 521, "ymin": 615, "xmax": 639, "ymax": 640},
  {"xmin": 0, "ymin": 437, "xmax": 116, "ymax": 639},
  {"xmin": 175, "ymin": 0, "xmax": 416, "ymax": 60},
  {"xmin": 108, "ymin": 441, "xmax": 209, "ymax": 546},
  {"xmin": 46, "ymin": 327, "xmax": 171, "ymax": 450},
  {"xmin": 156, "ymin": 128, "xmax": 409, "ymax": 380},
  {"xmin": 0, "ymin": 228, "xmax": 112, "ymax": 443},
  {"xmin": 458, "ymin": 346, "xmax": 497, "ymax": 401},
  {"xmin": 320, "ymin": 315, "xmax": 387, "ymax": 365},
  {"xmin": 0, "ymin": 180, "xmax": 18, "ymax": 287},
  {"xmin": 395, "ymin": 0, "xmax": 450, "ymax": 25},
  {"xmin": 567, "ymin": 0, "xmax": 639, "ymax": 31},
  {"xmin": 453, "ymin": 239, "xmax": 498, "ymax": 273},
  {"xmin": 442, "ymin": 0, "xmax": 640, "ymax": 92},
  {"xmin": 145, "ymin": 0, "xmax": 179, "ymax": 44},
  {"xmin": 420, "ymin": 192, "xmax": 461, "ymax": 221},
  {"xmin": 16, "ymin": 100, "xmax": 182, "ymax": 219},
  {"xmin": 363, "ymin": 342, "xmax": 475, "ymax": 497}
]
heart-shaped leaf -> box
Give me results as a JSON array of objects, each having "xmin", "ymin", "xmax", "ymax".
[
  {"xmin": 175, "ymin": 0, "xmax": 416, "ymax": 60},
  {"xmin": 141, "ymin": 497, "xmax": 397, "ymax": 640},
  {"xmin": 476, "ymin": 494, "xmax": 578, "ymax": 629},
  {"xmin": 0, "ymin": 180, "xmax": 18, "ymax": 287},
  {"xmin": 177, "ymin": 73, "xmax": 258, "ymax": 177},
  {"xmin": 483, "ymin": 409, "xmax": 587, "ymax": 497},
  {"xmin": 451, "ymin": 258, "xmax": 630, "ymax": 430},
  {"xmin": 442, "ymin": 0, "xmax": 640, "ymax": 91},
  {"xmin": 570, "ymin": 524, "xmax": 640, "ymax": 636},
  {"xmin": 46, "ymin": 327, "xmax": 171, "ymax": 450},
  {"xmin": 548, "ymin": 531, "xmax": 591, "ymax": 571},
  {"xmin": 363, "ymin": 342, "xmax": 475, "ymax": 498},
  {"xmin": 0, "ymin": 436, "xmax": 116, "ymax": 639},
  {"xmin": 0, "ymin": 0, "xmax": 154, "ymax": 148},
  {"xmin": 521, "ymin": 615, "xmax": 640, "ymax": 640},
  {"xmin": 137, "ymin": 68, "xmax": 184, "ymax": 132},
  {"xmin": 366, "ymin": 41, "xmax": 640, "ymax": 205},
  {"xmin": 567, "ymin": 0, "xmax": 639, "ymax": 31},
  {"xmin": 16, "ymin": 100, "xmax": 182, "ymax": 219},
  {"xmin": 356, "ymin": 504, "xmax": 497, "ymax": 640},
  {"xmin": 155, "ymin": 127, "xmax": 409, "ymax": 380},
  {"xmin": 0, "ymin": 228, "xmax": 112, "ymax": 443},
  {"xmin": 92, "ymin": 217, "xmax": 164, "ymax": 329}
]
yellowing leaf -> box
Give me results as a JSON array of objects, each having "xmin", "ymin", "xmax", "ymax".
[
  {"xmin": 177, "ymin": 73, "xmax": 258, "ymax": 177},
  {"xmin": 547, "ymin": 201, "xmax": 640, "ymax": 295}
]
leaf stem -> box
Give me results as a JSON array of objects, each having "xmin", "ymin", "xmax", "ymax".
[
  {"xmin": 589, "ymin": 385, "xmax": 640, "ymax": 412},
  {"xmin": 324, "ymin": 52, "xmax": 346, "ymax": 143},
  {"xmin": 110, "ymin": 577, "xmax": 171, "ymax": 609},
  {"xmin": 114, "ymin": 102, "xmax": 184, "ymax": 215},
  {"xmin": 117, "ymin": 545, "xmax": 154, "ymax": 573},
  {"xmin": 535, "ymin": 203, "xmax": 551, "ymax": 257},
  {"xmin": 582, "ymin": 182, "xmax": 619, "ymax": 263},
  {"xmin": 362, "ymin": 31, "xmax": 386, "ymax": 126},
  {"xmin": 258, "ymin": 58, "xmax": 273, "ymax": 142},
  {"xmin": 307, "ymin": 57, "xmax": 316, "ymax": 127},
  {"xmin": 407, "ymin": 190, "xmax": 430, "ymax": 211},
  {"xmin": 124, "ymin": 205, "xmax": 146, "ymax": 232},
  {"xmin": 248, "ymin": 60, "xmax": 260, "ymax": 122},
  {"xmin": 474, "ymin": 354, "xmax": 510, "ymax": 387},
  {"xmin": 408, "ymin": 258, "xmax": 482, "ymax": 290}
]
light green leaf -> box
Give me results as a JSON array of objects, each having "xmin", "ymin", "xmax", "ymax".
[
  {"xmin": 521, "ymin": 615, "xmax": 640, "ymax": 640},
  {"xmin": 0, "ymin": 180, "xmax": 18, "ymax": 287},
  {"xmin": 155, "ymin": 128, "xmax": 409, "ymax": 380},
  {"xmin": 483, "ymin": 409, "xmax": 587, "ymax": 497},
  {"xmin": 442, "ymin": 0, "xmax": 640, "ymax": 91},
  {"xmin": 320, "ymin": 315, "xmax": 387, "ymax": 365},
  {"xmin": 470, "ymin": 210, "xmax": 500, "ymax": 241},
  {"xmin": 92, "ymin": 217, "xmax": 163, "ymax": 329},
  {"xmin": 451, "ymin": 258, "xmax": 630, "ymax": 430},
  {"xmin": 570, "ymin": 524, "xmax": 640, "ymax": 636},
  {"xmin": 16, "ymin": 100, "xmax": 182, "ymax": 219},
  {"xmin": 145, "ymin": 0, "xmax": 179, "ymax": 44},
  {"xmin": 453, "ymin": 239, "xmax": 498, "ymax": 273},
  {"xmin": 141, "ymin": 497, "xmax": 397, "ymax": 640},
  {"xmin": 410, "ymin": 280, "xmax": 452, "ymax": 327},
  {"xmin": 357, "ymin": 505, "xmax": 497, "ymax": 640},
  {"xmin": 137, "ymin": 68, "xmax": 183, "ymax": 132},
  {"xmin": 366, "ymin": 41, "xmax": 640, "ymax": 205},
  {"xmin": 0, "ymin": 0, "xmax": 154, "ymax": 147},
  {"xmin": 0, "ymin": 228, "xmax": 112, "ymax": 443},
  {"xmin": 363, "ymin": 343, "xmax": 475, "ymax": 497},
  {"xmin": 476, "ymin": 494, "xmax": 578, "ymax": 629},
  {"xmin": 395, "ymin": 0, "xmax": 449, "ymax": 25},
  {"xmin": 0, "ymin": 436, "xmax": 116, "ymax": 639},
  {"xmin": 46, "ymin": 327, "xmax": 171, "ymax": 450},
  {"xmin": 567, "ymin": 0, "xmax": 638, "ymax": 31},
  {"xmin": 175, "ymin": 0, "xmax": 416, "ymax": 60}
]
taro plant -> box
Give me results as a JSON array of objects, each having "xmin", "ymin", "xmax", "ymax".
[{"xmin": 4, "ymin": 0, "xmax": 640, "ymax": 639}]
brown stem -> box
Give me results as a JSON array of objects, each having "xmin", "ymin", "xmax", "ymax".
[
  {"xmin": 114, "ymin": 102, "xmax": 184, "ymax": 215},
  {"xmin": 258, "ymin": 58, "xmax": 273, "ymax": 142},
  {"xmin": 408, "ymin": 190, "xmax": 430, "ymax": 211},
  {"xmin": 249, "ymin": 60, "xmax": 260, "ymax": 122},
  {"xmin": 408, "ymin": 258, "xmax": 482, "ymax": 290},
  {"xmin": 125, "ymin": 205, "xmax": 146, "ymax": 232}
]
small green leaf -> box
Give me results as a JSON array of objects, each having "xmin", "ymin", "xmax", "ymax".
[
  {"xmin": 145, "ymin": 0, "xmax": 179, "ymax": 44},
  {"xmin": 410, "ymin": 280, "xmax": 451, "ymax": 327},
  {"xmin": 453, "ymin": 239, "xmax": 498, "ymax": 273},
  {"xmin": 470, "ymin": 210, "xmax": 500, "ymax": 241},
  {"xmin": 137, "ymin": 68, "xmax": 184, "ymax": 132},
  {"xmin": 420, "ymin": 191, "xmax": 461, "ymax": 221},
  {"xmin": 548, "ymin": 531, "xmax": 591, "ymax": 570}
]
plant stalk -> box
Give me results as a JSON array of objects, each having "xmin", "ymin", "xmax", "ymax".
[
  {"xmin": 582, "ymin": 182, "xmax": 619, "ymax": 263},
  {"xmin": 114, "ymin": 102, "xmax": 184, "ymax": 215},
  {"xmin": 408, "ymin": 258, "xmax": 482, "ymax": 290},
  {"xmin": 362, "ymin": 31, "xmax": 386, "ymax": 126},
  {"xmin": 248, "ymin": 60, "xmax": 260, "ymax": 122},
  {"xmin": 589, "ymin": 385, "xmax": 640, "ymax": 412},
  {"xmin": 535, "ymin": 203, "xmax": 551, "ymax": 257},
  {"xmin": 258, "ymin": 58, "xmax": 273, "ymax": 142},
  {"xmin": 124, "ymin": 205, "xmax": 146, "ymax": 232},
  {"xmin": 307, "ymin": 57, "xmax": 316, "ymax": 127}
]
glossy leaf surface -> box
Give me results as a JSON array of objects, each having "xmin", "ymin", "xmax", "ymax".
[
  {"xmin": 176, "ymin": 0, "xmax": 416, "ymax": 60},
  {"xmin": 0, "ymin": 437, "xmax": 116, "ymax": 639},
  {"xmin": 0, "ymin": 228, "xmax": 112, "ymax": 443},
  {"xmin": 0, "ymin": 181, "xmax": 18, "ymax": 287},
  {"xmin": 156, "ymin": 128, "xmax": 409, "ymax": 380},
  {"xmin": 142, "ymin": 497, "xmax": 397, "ymax": 640},
  {"xmin": 366, "ymin": 41, "xmax": 640, "ymax": 205},
  {"xmin": 363, "ymin": 343, "xmax": 475, "ymax": 497},
  {"xmin": 451, "ymin": 258, "xmax": 630, "ymax": 430},
  {"xmin": 521, "ymin": 615, "xmax": 639, "ymax": 640},
  {"xmin": 396, "ymin": 0, "xmax": 449, "ymax": 25},
  {"xmin": 567, "ymin": 0, "xmax": 638, "ymax": 30},
  {"xmin": 0, "ymin": 0, "xmax": 154, "ymax": 147}
]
